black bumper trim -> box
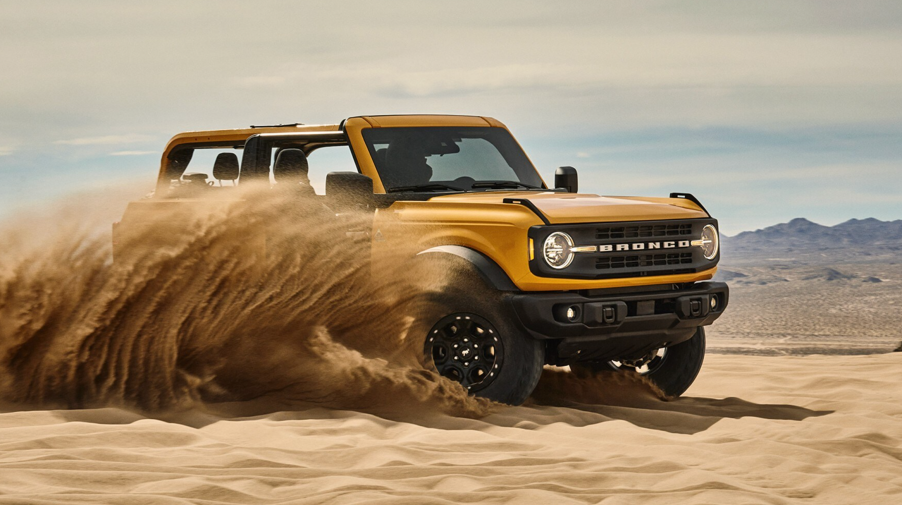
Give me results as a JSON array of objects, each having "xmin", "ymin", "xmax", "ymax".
[{"xmin": 508, "ymin": 282, "xmax": 729, "ymax": 360}]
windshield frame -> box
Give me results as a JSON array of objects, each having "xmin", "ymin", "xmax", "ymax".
[{"xmin": 361, "ymin": 126, "xmax": 547, "ymax": 193}]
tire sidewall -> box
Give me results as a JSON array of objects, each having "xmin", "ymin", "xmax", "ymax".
[{"xmin": 644, "ymin": 327, "xmax": 706, "ymax": 397}]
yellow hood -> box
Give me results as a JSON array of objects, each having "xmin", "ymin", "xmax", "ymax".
[{"xmin": 429, "ymin": 192, "xmax": 709, "ymax": 224}]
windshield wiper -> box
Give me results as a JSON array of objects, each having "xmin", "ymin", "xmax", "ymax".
[
  {"xmin": 470, "ymin": 180, "xmax": 543, "ymax": 190},
  {"xmin": 387, "ymin": 183, "xmax": 464, "ymax": 193}
]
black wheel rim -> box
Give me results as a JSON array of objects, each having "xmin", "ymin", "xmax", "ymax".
[{"xmin": 425, "ymin": 313, "xmax": 504, "ymax": 392}]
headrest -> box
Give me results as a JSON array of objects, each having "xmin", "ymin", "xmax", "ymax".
[
  {"xmin": 273, "ymin": 149, "xmax": 309, "ymax": 183},
  {"xmin": 373, "ymin": 148, "xmax": 388, "ymax": 168},
  {"xmin": 384, "ymin": 138, "xmax": 432, "ymax": 187},
  {"xmin": 212, "ymin": 152, "xmax": 240, "ymax": 181}
]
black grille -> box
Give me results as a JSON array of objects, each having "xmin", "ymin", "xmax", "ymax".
[
  {"xmin": 595, "ymin": 223, "xmax": 693, "ymax": 240},
  {"xmin": 528, "ymin": 218, "xmax": 718, "ymax": 280},
  {"xmin": 596, "ymin": 253, "xmax": 693, "ymax": 270}
]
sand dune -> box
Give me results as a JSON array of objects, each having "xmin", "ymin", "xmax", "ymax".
[{"xmin": 2, "ymin": 352, "xmax": 900, "ymax": 504}]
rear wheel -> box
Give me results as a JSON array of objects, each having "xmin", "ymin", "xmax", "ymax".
[{"xmin": 573, "ymin": 327, "xmax": 706, "ymax": 398}]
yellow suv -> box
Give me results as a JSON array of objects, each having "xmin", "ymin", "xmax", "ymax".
[{"xmin": 115, "ymin": 115, "xmax": 728, "ymax": 405}]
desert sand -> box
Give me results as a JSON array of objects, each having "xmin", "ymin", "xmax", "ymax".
[
  {"xmin": 2, "ymin": 196, "xmax": 900, "ymax": 503},
  {"xmin": 2, "ymin": 352, "xmax": 900, "ymax": 504}
]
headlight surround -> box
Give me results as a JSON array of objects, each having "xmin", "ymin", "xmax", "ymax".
[
  {"xmin": 543, "ymin": 232, "xmax": 575, "ymax": 269},
  {"xmin": 699, "ymin": 224, "xmax": 719, "ymax": 260}
]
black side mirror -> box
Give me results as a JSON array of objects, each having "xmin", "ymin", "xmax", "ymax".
[
  {"xmin": 555, "ymin": 166, "xmax": 578, "ymax": 193},
  {"xmin": 326, "ymin": 172, "xmax": 374, "ymax": 209}
]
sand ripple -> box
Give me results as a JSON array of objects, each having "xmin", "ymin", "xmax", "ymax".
[{"xmin": 1, "ymin": 353, "xmax": 900, "ymax": 504}]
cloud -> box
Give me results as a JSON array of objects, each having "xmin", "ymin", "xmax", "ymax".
[
  {"xmin": 2, "ymin": 1, "xmax": 902, "ymax": 231},
  {"xmin": 55, "ymin": 134, "xmax": 156, "ymax": 146},
  {"xmin": 109, "ymin": 150, "xmax": 157, "ymax": 156},
  {"xmin": 233, "ymin": 75, "xmax": 290, "ymax": 89}
]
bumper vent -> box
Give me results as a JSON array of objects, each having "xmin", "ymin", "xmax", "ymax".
[{"xmin": 595, "ymin": 223, "xmax": 693, "ymax": 240}]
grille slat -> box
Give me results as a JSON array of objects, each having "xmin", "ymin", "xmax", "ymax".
[
  {"xmin": 596, "ymin": 253, "xmax": 693, "ymax": 270},
  {"xmin": 595, "ymin": 224, "xmax": 693, "ymax": 240}
]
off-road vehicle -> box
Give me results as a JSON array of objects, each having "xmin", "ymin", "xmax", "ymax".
[{"xmin": 114, "ymin": 115, "xmax": 729, "ymax": 405}]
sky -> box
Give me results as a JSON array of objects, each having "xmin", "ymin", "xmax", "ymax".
[{"xmin": 1, "ymin": 0, "xmax": 900, "ymax": 235}]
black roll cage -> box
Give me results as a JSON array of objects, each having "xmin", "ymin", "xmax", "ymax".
[{"xmin": 239, "ymin": 131, "xmax": 349, "ymax": 181}]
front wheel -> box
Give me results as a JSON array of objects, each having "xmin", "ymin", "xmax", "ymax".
[
  {"xmin": 573, "ymin": 327, "xmax": 706, "ymax": 398},
  {"xmin": 417, "ymin": 288, "xmax": 544, "ymax": 405}
]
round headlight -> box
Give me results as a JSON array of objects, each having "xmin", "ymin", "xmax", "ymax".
[
  {"xmin": 543, "ymin": 232, "xmax": 575, "ymax": 269},
  {"xmin": 700, "ymin": 224, "xmax": 719, "ymax": 260}
]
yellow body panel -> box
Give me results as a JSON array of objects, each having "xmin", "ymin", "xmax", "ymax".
[
  {"xmin": 430, "ymin": 192, "xmax": 707, "ymax": 224},
  {"xmin": 374, "ymin": 192, "xmax": 716, "ymax": 292},
  {"xmin": 143, "ymin": 115, "xmax": 718, "ymax": 293}
]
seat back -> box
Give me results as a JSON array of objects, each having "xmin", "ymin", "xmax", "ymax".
[
  {"xmin": 212, "ymin": 152, "xmax": 240, "ymax": 184},
  {"xmin": 273, "ymin": 149, "xmax": 309, "ymax": 184}
]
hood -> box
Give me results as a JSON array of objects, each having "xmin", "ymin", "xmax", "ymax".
[{"xmin": 429, "ymin": 192, "xmax": 709, "ymax": 224}]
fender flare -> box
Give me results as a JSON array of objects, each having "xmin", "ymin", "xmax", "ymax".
[{"xmin": 416, "ymin": 245, "xmax": 519, "ymax": 292}]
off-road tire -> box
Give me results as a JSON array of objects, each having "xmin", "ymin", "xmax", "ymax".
[
  {"xmin": 414, "ymin": 275, "xmax": 543, "ymax": 406},
  {"xmin": 574, "ymin": 327, "xmax": 706, "ymax": 398}
]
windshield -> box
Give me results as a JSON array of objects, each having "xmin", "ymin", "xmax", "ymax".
[{"xmin": 362, "ymin": 127, "xmax": 545, "ymax": 192}]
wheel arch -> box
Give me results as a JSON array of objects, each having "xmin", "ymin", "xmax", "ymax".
[{"xmin": 416, "ymin": 245, "xmax": 519, "ymax": 292}]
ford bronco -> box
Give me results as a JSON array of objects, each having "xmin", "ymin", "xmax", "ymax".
[{"xmin": 114, "ymin": 115, "xmax": 728, "ymax": 405}]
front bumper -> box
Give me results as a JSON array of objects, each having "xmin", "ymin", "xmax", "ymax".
[{"xmin": 507, "ymin": 282, "xmax": 729, "ymax": 363}]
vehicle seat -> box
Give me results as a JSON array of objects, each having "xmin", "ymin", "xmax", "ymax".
[
  {"xmin": 212, "ymin": 152, "xmax": 240, "ymax": 185},
  {"xmin": 273, "ymin": 148, "xmax": 316, "ymax": 195},
  {"xmin": 384, "ymin": 138, "xmax": 432, "ymax": 188}
]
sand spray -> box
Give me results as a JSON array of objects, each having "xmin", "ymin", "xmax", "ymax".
[{"xmin": 0, "ymin": 186, "xmax": 663, "ymax": 419}]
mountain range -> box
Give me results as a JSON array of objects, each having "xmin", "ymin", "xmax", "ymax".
[{"xmin": 722, "ymin": 218, "xmax": 902, "ymax": 261}]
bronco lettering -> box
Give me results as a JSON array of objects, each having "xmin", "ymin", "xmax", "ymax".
[{"xmin": 597, "ymin": 240, "xmax": 693, "ymax": 253}]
